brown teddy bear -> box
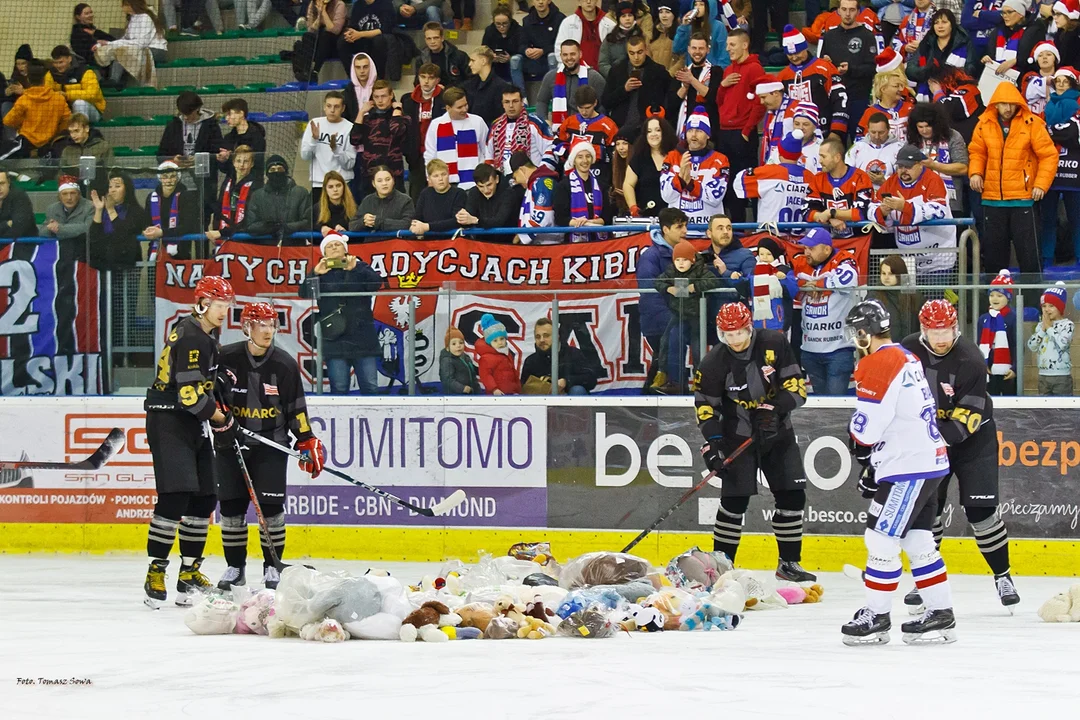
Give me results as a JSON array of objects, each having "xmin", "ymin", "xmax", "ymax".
[
  {"xmin": 525, "ymin": 594, "xmax": 556, "ymax": 623},
  {"xmin": 457, "ymin": 603, "xmax": 495, "ymax": 633},
  {"xmin": 400, "ymin": 600, "xmax": 461, "ymax": 642}
]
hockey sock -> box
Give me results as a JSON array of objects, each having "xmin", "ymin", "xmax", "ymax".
[
  {"xmin": 178, "ymin": 516, "xmax": 210, "ymax": 560},
  {"xmin": 932, "ymin": 515, "xmax": 944, "ymax": 550},
  {"xmin": 967, "ymin": 507, "xmax": 1011, "ymax": 576},
  {"xmin": 772, "ymin": 490, "xmax": 806, "ymax": 562},
  {"xmin": 714, "ymin": 497, "xmax": 747, "ymax": 561},
  {"xmin": 147, "ymin": 515, "xmax": 180, "ymax": 559},
  {"xmin": 220, "ymin": 514, "xmax": 248, "ymax": 568},
  {"xmin": 863, "ymin": 529, "xmax": 902, "ymax": 615},
  {"xmin": 900, "ymin": 529, "xmax": 952, "ymax": 611},
  {"xmin": 262, "ymin": 505, "xmax": 286, "ymax": 567}
]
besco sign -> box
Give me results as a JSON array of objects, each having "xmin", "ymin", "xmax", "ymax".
[{"xmin": 593, "ymin": 411, "xmax": 852, "ymax": 491}]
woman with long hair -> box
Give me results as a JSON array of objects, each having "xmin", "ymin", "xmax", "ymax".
[
  {"xmin": 907, "ymin": 102, "xmax": 968, "ymax": 213},
  {"xmin": 623, "ymin": 115, "xmax": 677, "ymax": 217},
  {"xmin": 905, "ymin": 9, "xmax": 980, "ymax": 99},
  {"xmin": 926, "ymin": 64, "xmax": 984, "ymax": 142},
  {"xmin": 103, "ymin": 0, "xmax": 168, "ymax": 85},
  {"xmin": 649, "ymin": 3, "xmax": 682, "ymax": 74},
  {"xmin": 318, "ymin": 170, "xmax": 358, "ymax": 236},
  {"xmin": 353, "ymin": 165, "xmax": 414, "ymax": 233},
  {"xmin": 88, "ymin": 169, "xmax": 145, "ymax": 270},
  {"xmin": 1053, "ymin": 3, "xmax": 1080, "ymax": 69},
  {"xmin": 857, "ymin": 67, "xmax": 914, "ymax": 142},
  {"xmin": 610, "ymin": 127, "xmax": 634, "ymax": 215}
]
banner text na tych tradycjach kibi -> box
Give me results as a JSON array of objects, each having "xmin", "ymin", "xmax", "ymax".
[
  {"xmin": 154, "ymin": 234, "xmax": 870, "ymax": 392},
  {"xmin": 0, "ymin": 240, "xmax": 101, "ymax": 396}
]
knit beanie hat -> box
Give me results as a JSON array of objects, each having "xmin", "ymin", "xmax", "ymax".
[
  {"xmin": 1002, "ymin": 0, "xmax": 1031, "ymax": 15},
  {"xmin": 791, "ymin": 101, "xmax": 820, "ymax": 125},
  {"xmin": 673, "ymin": 241, "xmax": 697, "ymax": 262},
  {"xmin": 1042, "ymin": 281, "xmax": 1068, "ymax": 314},
  {"xmin": 756, "ymin": 237, "xmax": 783, "ymax": 261},
  {"xmin": 480, "ymin": 313, "xmax": 508, "ymax": 344},
  {"xmin": 782, "ymin": 25, "xmax": 807, "ymax": 55},
  {"xmin": 684, "ymin": 105, "xmax": 711, "ymax": 137},
  {"xmin": 778, "ymin": 130, "xmax": 806, "ymax": 162},
  {"xmin": 15, "ymin": 44, "xmax": 32, "ymax": 62},
  {"xmin": 445, "ymin": 327, "xmax": 465, "ymax": 348},
  {"xmin": 989, "ymin": 269, "xmax": 1014, "ymax": 300}
]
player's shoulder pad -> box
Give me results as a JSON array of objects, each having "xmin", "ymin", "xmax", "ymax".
[{"xmin": 853, "ymin": 346, "xmax": 908, "ymax": 403}]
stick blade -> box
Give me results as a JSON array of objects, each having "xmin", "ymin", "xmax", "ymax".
[
  {"xmin": 78, "ymin": 428, "xmax": 127, "ymax": 470},
  {"xmin": 430, "ymin": 489, "xmax": 467, "ymax": 516}
]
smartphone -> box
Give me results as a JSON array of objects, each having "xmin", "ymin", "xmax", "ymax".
[
  {"xmin": 630, "ymin": 68, "xmax": 643, "ymax": 80},
  {"xmin": 324, "ymin": 257, "xmax": 347, "ymax": 270}
]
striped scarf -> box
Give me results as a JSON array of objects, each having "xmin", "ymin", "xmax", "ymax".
[
  {"xmin": 762, "ymin": 96, "xmax": 793, "ymax": 164},
  {"xmin": 435, "ymin": 120, "xmax": 481, "ymax": 186},
  {"xmin": 994, "ymin": 26, "xmax": 1024, "ymax": 63},
  {"xmin": 752, "ymin": 260, "xmax": 781, "ymax": 321},
  {"xmin": 490, "ymin": 114, "xmax": 534, "ymax": 163},
  {"xmin": 979, "ymin": 307, "xmax": 1012, "ymax": 375},
  {"xmin": 552, "ymin": 63, "xmax": 590, "ymax": 130},
  {"xmin": 676, "ymin": 62, "xmax": 713, "ymax": 136},
  {"xmin": 219, "ymin": 177, "xmax": 252, "ymax": 228},
  {"xmin": 895, "ymin": 6, "xmax": 934, "ymax": 54},
  {"xmin": 568, "ymin": 169, "xmax": 605, "ymax": 243},
  {"xmin": 101, "ymin": 203, "xmax": 127, "ymax": 234}
]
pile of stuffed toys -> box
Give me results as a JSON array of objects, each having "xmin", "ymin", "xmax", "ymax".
[{"xmin": 184, "ymin": 543, "xmax": 824, "ymax": 643}]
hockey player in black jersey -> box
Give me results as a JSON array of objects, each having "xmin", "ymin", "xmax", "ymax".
[
  {"xmin": 694, "ymin": 302, "xmax": 816, "ymax": 583},
  {"xmin": 901, "ymin": 299, "xmax": 1020, "ymax": 612},
  {"xmin": 143, "ymin": 276, "xmax": 234, "ymax": 608},
  {"xmin": 215, "ymin": 301, "xmax": 325, "ymax": 591}
]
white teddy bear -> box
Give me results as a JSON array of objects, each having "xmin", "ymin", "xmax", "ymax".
[{"xmin": 1037, "ymin": 584, "xmax": 1080, "ymax": 623}]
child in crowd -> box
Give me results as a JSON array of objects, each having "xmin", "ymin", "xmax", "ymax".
[
  {"xmin": 751, "ymin": 236, "xmax": 795, "ymax": 332},
  {"xmin": 1027, "ymin": 282, "xmax": 1075, "ymax": 396},
  {"xmin": 978, "ymin": 269, "xmax": 1017, "ymax": 396},
  {"xmin": 475, "ymin": 313, "xmax": 520, "ymax": 396},
  {"xmin": 440, "ymin": 327, "xmax": 480, "ymax": 395},
  {"xmin": 653, "ymin": 240, "xmax": 718, "ymax": 393}
]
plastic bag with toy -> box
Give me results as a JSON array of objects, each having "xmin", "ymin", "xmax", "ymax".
[
  {"xmin": 273, "ymin": 565, "xmax": 411, "ymax": 640},
  {"xmin": 559, "ymin": 551, "xmax": 656, "ymax": 589},
  {"xmin": 665, "ymin": 547, "xmax": 734, "ymax": 591},
  {"xmin": 184, "ymin": 595, "xmax": 241, "ymax": 635},
  {"xmin": 556, "ymin": 607, "xmax": 616, "ymax": 639},
  {"xmin": 711, "ymin": 570, "xmax": 788, "ymax": 612}
]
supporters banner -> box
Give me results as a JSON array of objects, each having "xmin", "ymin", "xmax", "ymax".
[
  {"xmin": 154, "ymin": 235, "xmax": 870, "ymax": 393},
  {"xmin": 546, "ymin": 402, "xmax": 1080, "ymax": 540},
  {"xmin": 0, "ymin": 241, "xmax": 102, "ymax": 396},
  {"xmin": 0, "ymin": 398, "xmax": 547, "ymax": 528}
]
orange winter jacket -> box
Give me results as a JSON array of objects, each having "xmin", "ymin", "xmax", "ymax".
[
  {"xmin": 2, "ymin": 86, "xmax": 71, "ymax": 149},
  {"xmin": 968, "ymin": 82, "xmax": 1058, "ymax": 202}
]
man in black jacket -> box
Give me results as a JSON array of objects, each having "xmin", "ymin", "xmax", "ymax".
[
  {"xmin": 520, "ymin": 318, "xmax": 598, "ymax": 394},
  {"xmin": 601, "ymin": 35, "xmax": 671, "ymax": 129},
  {"xmin": 157, "ymin": 91, "xmax": 225, "ymax": 220},
  {"xmin": 218, "ymin": 98, "xmax": 267, "ymax": 180},
  {"xmin": 143, "ymin": 161, "xmax": 204, "ymax": 260},
  {"xmin": 0, "ymin": 173, "xmax": 36, "ymax": 239},
  {"xmin": 457, "ymin": 163, "xmax": 519, "ymax": 242},
  {"xmin": 415, "ymin": 22, "xmax": 471, "ymax": 88},
  {"xmin": 522, "ymin": 0, "xmax": 565, "ymax": 79},
  {"xmin": 245, "ymin": 155, "xmax": 313, "ymax": 246},
  {"xmin": 463, "ymin": 47, "xmax": 512, "ymax": 124},
  {"xmin": 820, "ymin": 0, "xmax": 878, "ymax": 141}
]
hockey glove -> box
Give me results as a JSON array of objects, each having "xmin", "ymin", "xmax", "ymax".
[
  {"xmin": 752, "ymin": 405, "xmax": 779, "ymax": 442},
  {"xmin": 296, "ymin": 437, "xmax": 326, "ymax": 479},
  {"xmin": 857, "ymin": 465, "xmax": 878, "ymax": 499},
  {"xmin": 848, "ymin": 434, "xmax": 872, "ymax": 467},
  {"xmin": 700, "ymin": 440, "xmax": 727, "ymax": 475},
  {"xmin": 211, "ymin": 403, "xmax": 238, "ymax": 451}
]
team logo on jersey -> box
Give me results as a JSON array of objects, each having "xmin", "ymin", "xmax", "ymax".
[
  {"xmin": 940, "ymin": 382, "xmax": 954, "ymax": 397},
  {"xmin": 788, "ymin": 80, "xmax": 812, "ymax": 103},
  {"xmin": 263, "ymin": 383, "xmax": 278, "ymax": 396},
  {"xmin": 762, "ymin": 365, "xmax": 775, "ymax": 381},
  {"xmin": 188, "ymin": 350, "xmax": 199, "ymax": 364}
]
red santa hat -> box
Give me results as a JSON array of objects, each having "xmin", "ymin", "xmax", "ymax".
[
  {"xmin": 876, "ymin": 47, "xmax": 902, "ymax": 74},
  {"xmin": 1054, "ymin": 0, "xmax": 1080, "ymax": 20},
  {"xmin": 1055, "ymin": 66, "xmax": 1080, "ymax": 84},
  {"xmin": 752, "ymin": 74, "xmax": 785, "ymax": 100},
  {"xmin": 1031, "ymin": 40, "xmax": 1060, "ymax": 63},
  {"xmin": 564, "ymin": 137, "xmax": 597, "ymax": 171}
]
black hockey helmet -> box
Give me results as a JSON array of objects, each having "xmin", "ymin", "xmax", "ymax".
[{"xmin": 844, "ymin": 299, "xmax": 892, "ymax": 348}]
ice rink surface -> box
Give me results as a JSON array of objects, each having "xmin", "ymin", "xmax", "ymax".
[{"xmin": 2, "ymin": 555, "xmax": 1079, "ymax": 720}]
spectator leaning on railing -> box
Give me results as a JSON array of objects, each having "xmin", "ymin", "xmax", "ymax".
[
  {"xmin": 143, "ymin": 161, "xmax": 202, "ymax": 260},
  {"xmin": 412, "ymin": 159, "xmax": 466, "ymax": 237},
  {"xmin": 458, "ymin": 163, "xmax": 518, "ymax": 243},
  {"xmin": 353, "ymin": 165, "xmax": 415, "ymax": 233},
  {"xmin": 0, "ymin": 173, "xmax": 37, "ymax": 239},
  {"xmin": 40, "ymin": 177, "xmax": 93, "ymax": 246},
  {"xmin": 207, "ymin": 145, "xmax": 259, "ymax": 247}
]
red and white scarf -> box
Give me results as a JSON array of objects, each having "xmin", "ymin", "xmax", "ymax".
[
  {"xmin": 994, "ymin": 26, "xmax": 1025, "ymax": 63},
  {"xmin": 219, "ymin": 177, "xmax": 253, "ymax": 229},
  {"xmin": 490, "ymin": 114, "xmax": 535, "ymax": 161},
  {"xmin": 894, "ymin": 5, "xmax": 934, "ymax": 57},
  {"xmin": 979, "ymin": 308, "xmax": 1012, "ymax": 375},
  {"xmin": 676, "ymin": 61, "xmax": 713, "ymax": 136},
  {"xmin": 752, "ymin": 260, "xmax": 782, "ymax": 320},
  {"xmin": 552, "ymin": 63, "xmax": 590, "ymax": 130}
]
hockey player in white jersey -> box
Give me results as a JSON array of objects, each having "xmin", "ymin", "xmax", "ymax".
[{"xmin": 842, "ymin": 299, "xmax": 957, "ymax": 647}]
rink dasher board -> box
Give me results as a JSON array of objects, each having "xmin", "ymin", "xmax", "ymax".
[{"xmin": 0, "ymin": 396, "xmax": 1078, "ymax": 576}]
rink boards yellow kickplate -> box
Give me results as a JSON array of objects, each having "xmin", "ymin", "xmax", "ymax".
[{"xmin": 2, "ymin": 523, "xmax": 1078, "ymax": 576}]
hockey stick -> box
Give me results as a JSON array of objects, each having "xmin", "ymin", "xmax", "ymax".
[
  {"xmin": 233, "ymin": 439, "xmax": 284, "ymax": 572},
  {"xmin": 0, "ymin": 428, "xmax": 126, "ymax": 471},
  {"xmin": 238, "ymin": 427, "xmax": 467, "ymax": 517},
  {"xmin": 620, "ymin": 437, "xmax": 754, "ymax": 554}
]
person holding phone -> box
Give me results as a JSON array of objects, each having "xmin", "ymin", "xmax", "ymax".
[
  {"xmin": 601, "ymin": 34, "xmax": 672, "ymax": 128},
  {"xmin": 483, "ymin": 6, "xmax": 526, "ymax": 90}
]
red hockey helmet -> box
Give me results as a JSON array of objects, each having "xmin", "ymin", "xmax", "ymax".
[
  {"xmin": 241, "ymin": 301, "xmax": 277, "ymax": 327},
  {"xmin": 919, "ymin": 299, "xmax": 958, "ymax": 330},
  {"xmin": 919, "ymin": 299, "xmax": 959, "ymax": 355},
  {"xmin": 716, "ymin": 302, "xmax": 752, "ymax": 333},
  {"xmin": 194, "ymin": 276, "xmax": 234, "ymax": 304}
]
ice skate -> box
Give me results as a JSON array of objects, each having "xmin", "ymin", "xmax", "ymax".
[
  {"xmin": 144, "ymin": 559, "xmax": 168, "ymax": 609},
  {"xmin": 904, "ymin": 588, "xmax": 925, "ymax": 615},
  {"xmin": 175, "ymin": 558, "xmax": 214, "ymax": 607},
  {"xmin": 263, "ymin": 565, "xmax": 281, "ymax": 590},
  {"xmin": 776, "ymin": 559, "xmax": 817, "ymax": 583},
  {"xmin": 217, "ymin": 566, "xmax": 246, "ymax": 592},
  {"xmin": 995, "ymin": 573, "xmax": 1020, "ymax": 613},
  {"xmin": 901, "ymin": 608, "xmax": 957, "ymax": 645},
  {"xmin": 841, "ymin": 607, "xmax": 891, "ymax": 646}
]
